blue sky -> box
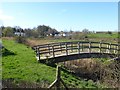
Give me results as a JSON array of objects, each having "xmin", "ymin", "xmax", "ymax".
[{"xmin": 0, "ymin": 2, "xmax": 118, "ymax": 31}]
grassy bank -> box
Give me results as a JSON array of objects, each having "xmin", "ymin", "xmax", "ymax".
[{"xmin": 2, "ymin": 39, "xmax": 104, "ymax": 88}]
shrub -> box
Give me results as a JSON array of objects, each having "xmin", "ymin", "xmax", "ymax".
[{"xmin": 15, "ymin": 36, "xmax": 28, "ymax": 45}]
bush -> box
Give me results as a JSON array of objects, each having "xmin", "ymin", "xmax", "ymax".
[{"xmin": 15, "ymin": 36, "xmax": 27, "ymax": 44}]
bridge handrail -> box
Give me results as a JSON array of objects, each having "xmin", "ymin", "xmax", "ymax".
[
  {"xmin": 32, "ymin": 41, "xmax": 119, "ymax": 48},
  {"xmin": 32, "ymin": 41, "xmax": 119, "ymax": 60}
]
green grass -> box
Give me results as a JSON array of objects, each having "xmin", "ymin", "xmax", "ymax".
[
  {"xmin": 87, "ymin": 33, "xmax": 118, "ymax": 38},
  {"xmin": 45, "ymin": 33, "xmax": 118, "ymax": 44},
  {"xmin": 2, "ymin": 40, "xmax": 56, "ymax": 85},
  {"xmin": 2, "ymin": 39, "xmax": 104, "ymax": 88}
]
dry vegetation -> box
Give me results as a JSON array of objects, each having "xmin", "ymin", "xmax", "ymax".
[
  {"xmin": 27, "ymin": 38, "xmax": 55, "ymax": 47},
  {"xmin": 61, "ymin": 58, "xmax": 120, "ymax": 88}
]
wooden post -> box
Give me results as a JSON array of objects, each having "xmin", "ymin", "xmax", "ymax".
[
  {"xmin": 114, "ymin": 45, "xmax": 116, "ymax": 54},
  {"xmin": 48, "ymin": 66, "xmax": 60, "ymax": 89},
  {"xmin": 48, "ymin": 65, "xmax": 68, "ymax": 90},
  {"xmin": 114, "ymin": 45, "xmax": 118, "ymax": 54},
  {"xmin": 35, "ymin": 47, "xmax": 38, "ymax": 55},
  {"xmin": 116, "ymin": 44, "xmax": 120, "ymax": 57},
  {"xmin": 109, "ymin": 43, "xmax": 111, "ymax": 53},
  {"xmin": 71, "ymin": 42, "xmax": 73, "ymax": 52},
  {"xmin": 56, "ymin": 66, "xmax": 61, "ymax": 90},
  {"xmin": 52, "ymin": 45, "xmax": 55, "ymax": 58},
  {"xmin": 88, "ymin": 42, "xmax": 91, "ymax": 53},
  {"xmin": 106, "ymin": 44, "xmax": 109, "ymax": 53},
  {"xmin": 37, "ymin": 47, "xmax": 40, "ymax": 61},
  {"xmin": 99, "ymin": 42, "xmax": 102, "ymax": 53},
  {"xmin": 60, "ymin": 43, "xmax": 62, "ymax": 53},
  {"xmin": 81, "ymin": 42, "xmax": 84, "ymax": 52},
  {"xmin": 118, "ymin": 44, "xmax": 120, "ymax": 56},
  {"xmin": 48, "ymin": 44, "xmax": 51, "ymax": 55},
  {"xmin": 65, "ymin": 43, "xmax": 68, "ymax": 55},
  {"xmin": 78, "ymin": 42, "xmax": 80, "ymax": 54}
]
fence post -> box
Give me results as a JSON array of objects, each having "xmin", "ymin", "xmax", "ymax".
[
  {"xmin": 88, "ymin": 42, "xmax": 91, "ymax": 53},
  {"xmin": 78, "ymin": 42, "xmax": 80, "ymax": 54},
  {"xmin": 56, "ymin": 66, "xmax": 61, "ymax": 90},
  {"xmin": 99, "ymin": 42, "xmax": 102, "ymax": 53},
  {"xmin": 37, "ymin": 47, "xmax": 40, "ymax": 61},
  {"xmin": 52, "ymin": 45, "xmax": 55, "ymax": 58},
  {"xmin": 65, "ymin": 43, "xmax": 68, "ymax": 55}
]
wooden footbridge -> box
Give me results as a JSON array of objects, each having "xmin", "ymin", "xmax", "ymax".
[{"xmin": 32, "ymin": 41, "xmax": 120, "ymax": 63}]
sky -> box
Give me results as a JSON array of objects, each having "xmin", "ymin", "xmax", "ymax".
[{"xmin": 0, "ymin": 2, "xmax": 118, "ymax": 31}]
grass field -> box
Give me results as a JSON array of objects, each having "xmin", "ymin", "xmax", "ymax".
[
  {"xmin": 2, "ymin": 39, "xmax": 104, "ymax": 88},
  {"xmin": 87, "ymin": 33, "xmax": 118, "ymax": 38},
  {"xmin": 26, "ymin": 33, "xmax": 118, "ymax": 47}
]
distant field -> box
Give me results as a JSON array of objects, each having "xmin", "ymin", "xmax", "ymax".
[
  {"xmin": 26, "ymin": 33, "xmax": 118, "ymax": 47},
  {"xmin": 2, "ymin": 39, "xmax": 104, "ymax": 88},
  {"xmin": 87, "ymin": 33, "xmax": 118, "ymax": 38}
]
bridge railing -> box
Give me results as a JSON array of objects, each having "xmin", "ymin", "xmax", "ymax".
[{"xmin": 32, "ymin": 41, "xmax": 120, "ymax": 60}]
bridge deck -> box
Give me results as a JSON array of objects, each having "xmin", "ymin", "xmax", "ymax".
[
  {"xmin": 36, "ymin": 51, "xmax": 112, "ymax": 60},
  {"xmin": 32, "ymin": 41, "xmax": 119, "ymax": 62}
]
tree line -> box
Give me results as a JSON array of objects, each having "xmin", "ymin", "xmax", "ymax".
[
  {"xmin": 1, "ymin": 25, "xmax": 59, "ymax": 38},
  {"xmin": 1, "ymin": 25, "xmax": 113, "ymax": 39}
]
